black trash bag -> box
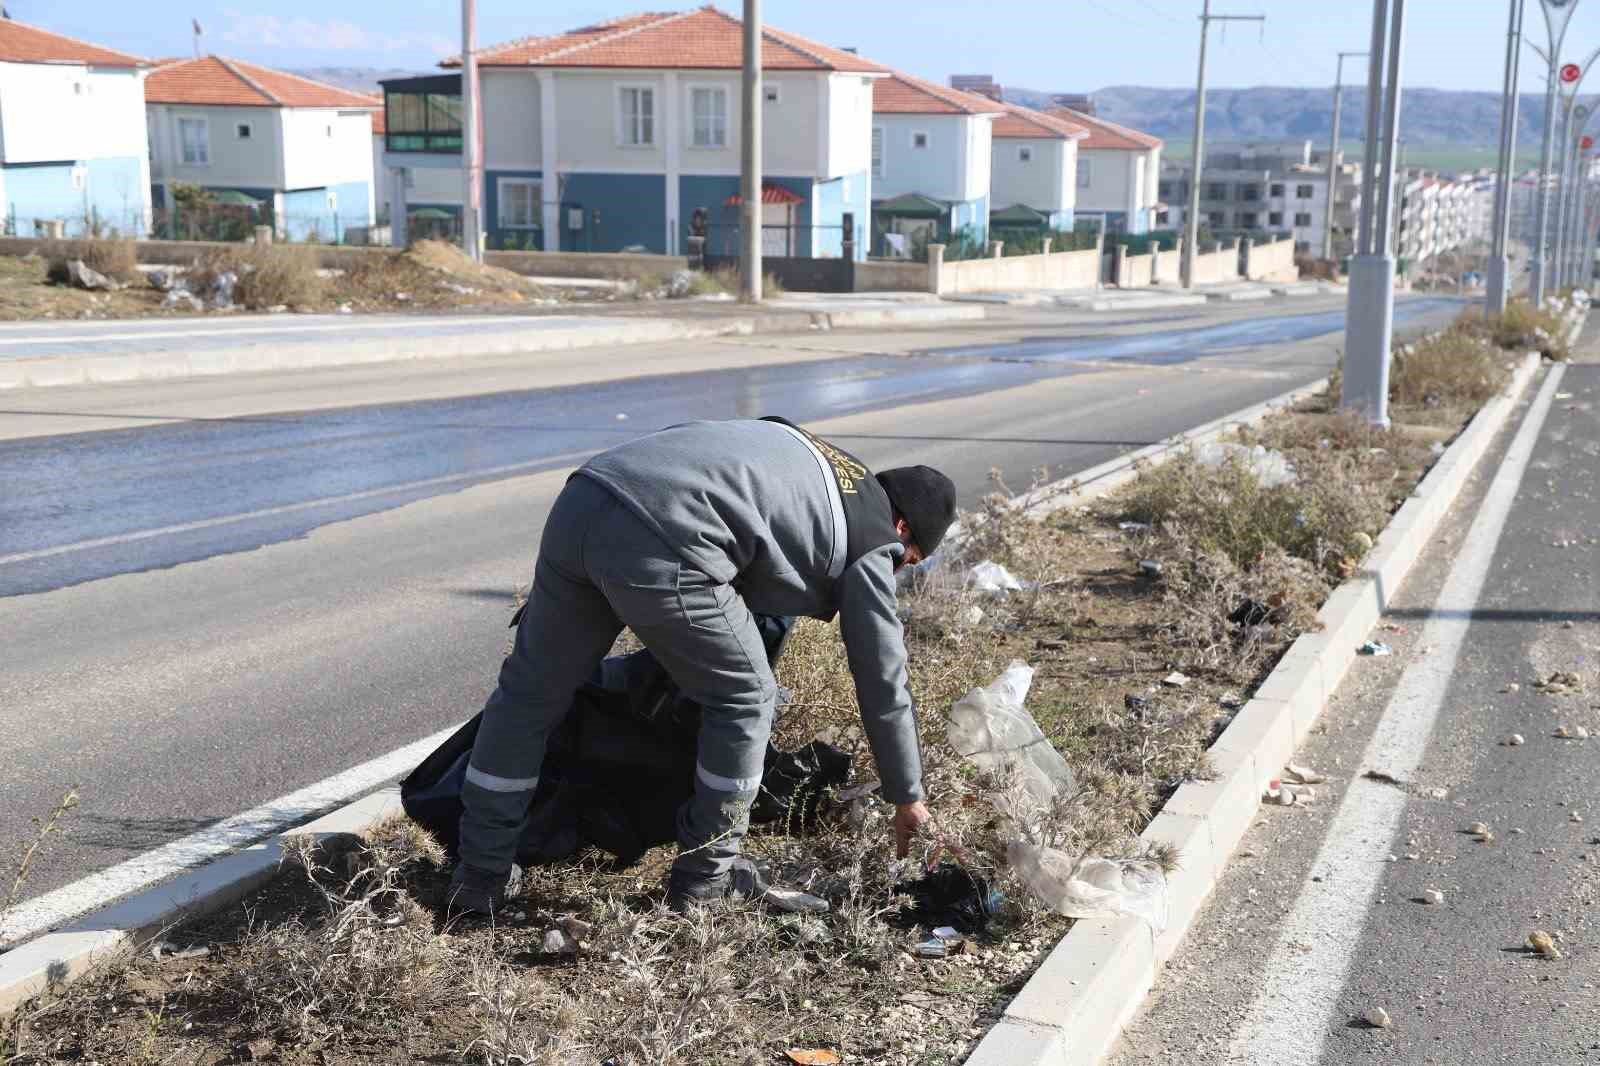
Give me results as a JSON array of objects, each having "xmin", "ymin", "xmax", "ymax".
[
  {"xmin": 893, "ymin": 862, "xmax": 1004, "ymax": 935},
  {"xmin": 750, "ymin": 739, "xmax": 852, "ymax": 832},
  {"xmin": 401, "ymin": 613, "xmax": 848, "ymax": 868}
]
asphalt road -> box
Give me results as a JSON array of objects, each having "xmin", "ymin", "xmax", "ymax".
[
  {"xmin": 0, "ymin": 293, "xmax": 1461, "ymax": 914},
  {"xmin": 1108, "ymin": 336, "xmax": 1600, "ymax": 1063}
]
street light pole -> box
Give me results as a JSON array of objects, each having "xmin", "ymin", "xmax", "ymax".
[
  {"xmin": 1324, "ymin": 51, "xmax": 1369, "ymax": 264},
  {"xmin": 1342, "ymin": 0, "xmax": 1407, "ymax": 427},
  {"xmin": 1530, "ymin": 0, "xmax": 1579, "ymax": 304},
  {"xmin": 1488, "ymin": 0, "xmax": 1527, "ymax": 314},
  {"xmin": 1179, "ymin": 0, "xmax": 1264, "ymax": 289},
  {"xmin": 739, "ymin": 0, "xmax": 762, "ymax": 302}
]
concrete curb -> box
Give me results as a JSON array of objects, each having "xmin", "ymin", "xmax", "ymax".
[
  {"xmin": 0, "ymin": 788, "xmax": 404, "ymax": 1015},
  {"xmin": 0, "ymin": 303, "xmax": 983, "ymax": 390},
  {"xmin": 965, "ymin": 319, "xmax": 1575, "ymax": 1064}
]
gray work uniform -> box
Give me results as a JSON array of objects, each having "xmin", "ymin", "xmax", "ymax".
[{"xmin": 458, "ymin": 418, "xmax": 925, "ymax": 881}]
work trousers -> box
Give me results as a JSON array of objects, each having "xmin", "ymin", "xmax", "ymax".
[{"xmin": 458, "ymin": 475, "xmax": 778, "ymax": 881}]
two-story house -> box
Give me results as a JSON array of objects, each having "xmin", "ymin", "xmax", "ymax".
[
  {"xmin": 146, "ymin": 57, "xmax": 378, "ymax": 242},
  {"xmin": 1048, "ymin": 106, "xmax": 1161, "ymax": 235},
  {"xmin": 0, "ymin": 19, "xmax": 150, "ymax": 237},
  {"xmin": 988, "ymin": 102, "xmax": 1086, "ymax": 234},
  {"xmin": 383, "ymin": 6, "xmax": 882, "ymax": 257},
  {"xmin": 869, "ymin": 72, "xmax": 999, "ymax": 254}
]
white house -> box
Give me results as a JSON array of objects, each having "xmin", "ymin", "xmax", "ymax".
[
  {"xmin": 383, "ymin": 7, "xmax": 882, "ymax": 258},
  {"xmin": 1048, "ymin": 106, "xmax": 1162, "ymax": 235},
  {"xmin": 870, "ymin": 71, "xmax": 999, "ymax": 253},
  {"xmin": 146, "ymin": 56, "xmax": 378, "ymax": 242},
  {"xmin": 988, "ymin": 102, "xmax": 1086, "ymax": 233},
  {"xmin": 0, "ymin": 19, "xmax": 150, "ymax": 237}
]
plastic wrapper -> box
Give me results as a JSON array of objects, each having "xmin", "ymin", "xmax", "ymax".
[
  {"xmin": 1006, "ymin": 842, "xmax": 1169, "ymax": 932},
  {"xmin": 966, "ymin": 560, "xmax": 1028, "ymax": 593},
  {"xmin": 946, "ymin": 661, "xmax": 1075, "ymax": 824}
]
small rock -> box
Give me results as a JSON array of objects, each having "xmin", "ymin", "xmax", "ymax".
[
  {"xmin": 1422, "ymin": 888, "xmax": 1444, "ymax": 905},
  {"xmin": 1503, "ymin": 734, "xmax": 1526, "ymax": 746},
  {"xmin": 1504, "ymin": 683, "xmax": 1521, "ymax": 693},
  {"xmin": 1162, "ymin": 671, "xmax": 1190, "ymax": 689},
  {"xmin": 1468, "ymin": 822, "xmax": 1491, "ymax": 835},
  {"xmin": 542, "ymin": 929, "xmax": 575, "ymax": 954},
  {"xmin": 960, "ymin": 605, "xmax": 985, "ymax": 627},
  {"xmin": 1572, "ymin": 812, "xmax": 1585, "ymax": 824},
  {"xmin": 1511, "ymin": 828, "xmax": 1526, "ymax": 835},
  {"xmin": 1365, "ymin": 1006, "xmax": 1392, "ymax": 1028},
  {"xmin": 561, "ymin": 915, "xmax": 593, "ymax": 940},
  {"xmin": 1358, "ymin": 641, "xmax": 1393, "ymax": 657},
  {"xmin": 1138, "ymin": 559, "xmax": 1164, "ymax": 578},
  {"xmin": 1352, "ymin": 531, "xmax": 1374, "ymax": 553},
  {"xmin": 1284, "ymin": 763, "xmax": 1328, "ymax": 784},
  {"xmin": 1577, "ymin": 726, "xmax": 1590, "ymax": 740},
  {"xmin": 1528, "ymin": 930, "xmax": 1562, "ymax": 959}
]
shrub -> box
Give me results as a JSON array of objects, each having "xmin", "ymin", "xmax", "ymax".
[
  {"xmin": 43, "ymin": 238, "xmax": 139, "ymax": 284},
  {"xmin": 189, "ymin": 243, "xmax": 324, "ymax": 309},
  {"xmin": 1485, "ymin": 299, "xmax": 1569, "ymax": 359},
  {"xmin": 1390, "ymin": 324, "xmax": 1510, "ymax": 409}
]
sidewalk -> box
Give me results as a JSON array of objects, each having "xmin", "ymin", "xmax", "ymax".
[
  {"xmin": 0, "ymin": 293, "xmax": 981, "ymax": 390},
  {"xmin": 948, "ymin": 279, "xmax": 1341, "ymax": 312}
]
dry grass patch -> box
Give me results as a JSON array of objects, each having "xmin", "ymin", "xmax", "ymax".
[
  {"xmin": 42, "ymin": 238, "xmax": 139, "ymax": 285},
  {"xmin": 189, "ymin": 243, "xmax": 326, "ymax": 310}
]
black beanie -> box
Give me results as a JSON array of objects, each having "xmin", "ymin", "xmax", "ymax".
[{"xmin": 876, "ymin": 466, "xmax": 957, "ymax": 557}]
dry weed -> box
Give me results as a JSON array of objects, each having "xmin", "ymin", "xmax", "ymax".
[
  {"xmin": 42, "ymin": 239, "xmax": 138, "ymax": 284},
  {"xmin": 190, "ymin": 243, "xmax": 325, "ymax": 309}
]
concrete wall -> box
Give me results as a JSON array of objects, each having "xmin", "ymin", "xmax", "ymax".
[
  {"xmin": 930, "ymin": 244, "xmax": 1099, "ymax": 295},
  {"xmin": 1190, "ymin": 238, "xmax": 1243, "ymax": 285},
  {"xmin": 1120, "ymin": 250, "xmax": 1154, "ymax": 287},
  {"xmin": 0, "ymin": 234, "xmax": 685, "ymax": 279},
  {"xmin": 1245, "ymin": 235, "xmax": 1298, "ymax": 282},
  {"xmin": 853, "ymin": 258, "xmax": 927, "ymax": 292},
  {"xmin": 1153, "ymin": 238, "xmax": 1182, "ymax": 284}
]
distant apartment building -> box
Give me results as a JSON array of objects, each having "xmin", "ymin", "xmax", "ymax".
[
  {"xmin": 949, "ymin": 74, "xmax": 1002, "ymax": 102},
  {"xmin": 1159, "ymin": 141, "xmax": 1362, "ymax": 256}
]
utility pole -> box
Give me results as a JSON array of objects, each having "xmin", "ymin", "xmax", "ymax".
[
  {"xmin": 1324, "ymin": 51, "xmax": 1368, "ymax": 263},
  {"xmin": 461, "ymin": 0, "xmax": 483, "ymax": 263},
  {"xmin": 739, "ymin": 0, "xmax": 763, "ymax": 302},
  {"xmin": 1180, "ymin": 1, "xmax": 1265, "ymax": 289},
  {"xmin": 1488, "ymin": 0, "xmax": 1526, "ymax": 314},
  {"xmin": 1341, "ymin": 0, "xmax": 1407, "ymax": 427}
]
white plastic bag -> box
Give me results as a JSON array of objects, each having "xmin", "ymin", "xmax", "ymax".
[
  {"xmin": 946, "ymin": 661, "xmax": 1074, "ymax": 821},
  {"xmin": 966, "ymin": 560, "xmax": 1027, "ymax": 594},
  {"xmin": 1006, "ymin": 842, "xmax": 1169, "ymax": 932},
  {"xmin": 1193, "ymin": 442, "xmax": 1297, "ymax": 488}
]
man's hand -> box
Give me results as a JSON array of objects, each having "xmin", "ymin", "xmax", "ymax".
[{"xmin": 893, "ymin": 801, "xmax": 931, "ymax": 858}]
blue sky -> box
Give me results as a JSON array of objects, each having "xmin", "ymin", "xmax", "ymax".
[{"xmin": 25, "ymin": 0, "xmax": 1600, "ymax": 93}]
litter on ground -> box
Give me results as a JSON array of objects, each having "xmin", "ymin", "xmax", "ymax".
[
  {"xmin": 966, "ymin": 560, "xmax": 1028, "ymax": 593},
  {"xmin": 1358, "ymin": 641, "xmax": 1393, "ymax": 657},
  {"xmin": 1283, "ymin": 763, "xmax": 1327, "ymax": 785}
]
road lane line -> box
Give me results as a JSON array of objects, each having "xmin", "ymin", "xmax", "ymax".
[
  {"xmin": 0, "ymin": 447, "xmax": 594, "ymax": 567},
  {"xmin": 0, "ymin": 315, "xmax": 628, "ymax": 348},
  {"xmin": 0, "ymin": 720, "xmax": 464, "ymax": 949},
  {"xmin": 1224, "ymin": 365, "xmax": 1566, "ymax": 1061}
]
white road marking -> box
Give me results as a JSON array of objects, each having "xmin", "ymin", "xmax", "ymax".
[
  {"xmin": 1226, "ymin": 364, "xmax": 1566, "ymax": 1061},
  {"xmin": 0, "ymin": 314, "xmax": 626, "ymax": 348},
  {"xmin": 0, "ymin": 719, "xmax": 464, "ymax": 949},
  {"xmin": 0, "ymin": 447, "xmax": 591, "ymax": 567}
]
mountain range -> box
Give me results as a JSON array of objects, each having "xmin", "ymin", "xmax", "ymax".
[{"xmin": 293, "ymin": 67, "xmax": 1570, "ymax": 150}]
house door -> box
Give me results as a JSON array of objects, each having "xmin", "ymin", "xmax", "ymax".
[{"xmin": 761, "ymin": 202, "xmax": 792, "ymax": 257}]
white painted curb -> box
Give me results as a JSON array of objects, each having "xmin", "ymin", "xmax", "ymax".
[
  {"xmin": 965, "ymin": 313, "xmax": 1580, "ymax": 1065},
  {"xmin": 0, "ymin": 304, "xmax": 983, "ymax": 390},
  {"xmin": 0, "ymin": 788, "xmax": 404, "ymax": 1015}
]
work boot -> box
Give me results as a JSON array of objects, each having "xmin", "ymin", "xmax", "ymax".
[
  {"xmin": 666, "ymin": 856, "xmax": 767, "ymax": 913},
  {"xmin": 446, "ymin": 862, "xmax": 523, "ymax": 919}
]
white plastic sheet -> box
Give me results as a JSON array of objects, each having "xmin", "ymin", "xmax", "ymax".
[
  {"xmin": 1193, "ymin": 442, "xmax": 1297, "ymax": 489},
  {"xmin": 1006, "ymin": 843, "xmax": 1169, "ymax": 932},
  {"xmin": 966, "ymin": 560, "xmax": 1028, "ymax": 593},
  {"xmin": 946, "ymin": 662, "xmax": 1074, "ymax": 821}
]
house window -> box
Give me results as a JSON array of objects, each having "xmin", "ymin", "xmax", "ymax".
[
  {"xmin": 1269, "ymin": 211, "xmax": 1283, "ymax": 226},
  {"xmin": 912, "ymin": 131, "xmax": 929, "ymax": 149},
  {"xmin": 1019, "ymin": 146, "xmax": 1033, "ymax": 163},
  {"xmin": 689, "ymin": 86, "xmax": 727, "ymax": 148},
  {"xmin": 326, "ymin": 124, "xmax": 335, "ymax": 138},
  {"xmin": 386, "ymin": 87, "xmax": 463, "ymax": 153},
  {"xmin": 871, "ymin": 126, "xmax": 884, "ymax": 177},
  {"xmin": 178, "ymin": 117, "xmax": 209, "ymax": 165},
  {"xmin": 498, "ymin": 178, "xmax": 542, "ymax": 229},
  {"xmin": 1208, "ymin": 211, "xmax": 1225, "ymax": 227},
  {"xmin": 236, "ymin": 122, "xmax": 253, "ymax": 140},
  {"xmin": 1206, "ymin": 182, "xmax": 1228, "ymax": 200},
  {"xmin": 1270, "ymin": 183, "xmax": 1285, "ymax": 197},
  {"xmin": 326, "ymin": 190, "xmax": 338, "ymax": 210},
  {"xmin": 618, "ymin": 85, "xmax": 655, "ymax": 146},
  {"xmin": 1239, "ymin": 184, "xmax": 1260, "ymax": 201},
  {"xmin": 1295, "ymin": 212, "xmax": 1313, "ymax": 226},
  {"xmin": 1077, "ymin": 157, "xmax": 1091, "ymax": 188},
  {"xmin": 1237, "ymin": 212, "xmax": 1258, "ymax": 229},
  {"xmin": 1296, "ymin": 184, "xmax": 1314, "ymax": 199},
  {"xmin": 765, "ymin": 85, "xmax": 781, "ymax": 104}
]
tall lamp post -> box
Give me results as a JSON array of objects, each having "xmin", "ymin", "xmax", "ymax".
[
  {"xmin": 1324, "ymin": 51, "xmax": 1369, "ymax": 264},
  {"xmin": 1528, "ymin": 0, "xmax": 1580, "ymax": 305},
  {"xmin": 1341, "ymin": 0, "xmax": 1407, "ymax": 427},
  {"xmin": 1488, "ymin": 0, "xmax": 1527, "ymax": 314}
]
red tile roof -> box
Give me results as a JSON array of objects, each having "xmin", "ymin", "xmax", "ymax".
[
  {"xmin": 146, "ymin": 56, "xmax": 380, "ymax": 109},
  {"xmin": 0, "ymin": 18, "xmax": 146, "ymax": 67},
  {"xmin": 724, "ymin": 182, "xmax": 805, "ymax": 206},
  {"xmin": 991, "ymin": 101, "xmax": 1087, "ymax": 140},
  {"xmin": 452, "ymin": 6, "xmax": 885, "ymax": 73},
  {"xmin": 1047, "ymin": 107, "xmax": 1162, "ymax": 150},
  {"xmin": 873, "ymin": 71, "xmax": 1002, "ymax": 116}
]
